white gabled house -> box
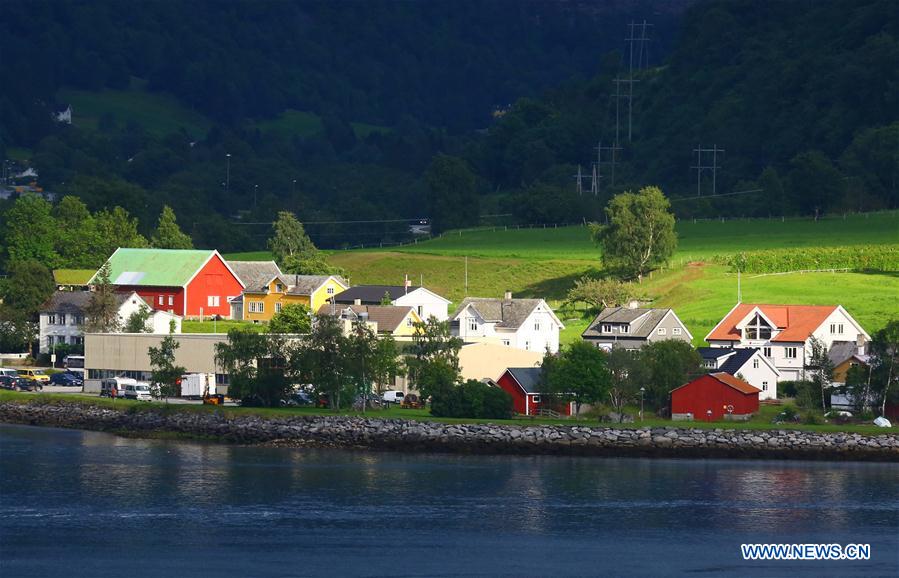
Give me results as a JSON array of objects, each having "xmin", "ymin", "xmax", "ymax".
[
  {"xmin": 698, "ymin": 347, "xmax": 780, "ymax": 400},
  {"xmin": 705, "ymin": 303, "xmax": 870, "ymax": 381},
  {"xmin": 331, "ymin": 285, "xmax": 451, "ymax": 321},
  {"xmin": 450, "ymin": 292, "xmax": 564, "ymax": 354}
]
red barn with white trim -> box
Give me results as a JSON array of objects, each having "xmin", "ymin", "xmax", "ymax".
[
  {"xmin": 671, "ymin": 372, "xmax": 761, "ymax": 421},
  {"xmin": 496, "ymin": 367, "xmax": 573, "ymax": 416}
]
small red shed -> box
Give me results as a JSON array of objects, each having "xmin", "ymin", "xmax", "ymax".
[
  {"xmin": 671, "ymin": 372, "xmax": 761, "ymax": 421},
  {"xmin": 496, "ymin": 367, "xmax": 573, "ymax": 417}
]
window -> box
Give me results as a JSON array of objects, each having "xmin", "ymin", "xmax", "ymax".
[
  {"xmin": 48, "ymin": 314, "xmax": 57, "ymax": 325},
  {"xmin": 785, "ymin": 347, "xmax": 798, "ymax": 359},
  {"xmin": 752, "ymin": 358, "xmax": 759, "ymax": 369},
  {"xmin": 704, "ymin": 360, "xmax": 717, "ymax": 369},
  {"xmin": 525, "ymin": 341, "xmax": 530, "ymax": 350},
  {"xmin": 657, "ymin": 328, "xmax": 667, "ymax": 336},
  {"xmin": 417, "ymin": 306, "xmax": 423, "ymax": 316},
  {"xmin": 275, "ymin": 283, "xmax": 284, "ymax": 293},
  {"xmin": 532, "ymin": 395, "xmax": 541, "ymax": 403},
  {"xmin": 249, "ymin": 302, "xmax": 264, "ymax": 314},
  {"xmin": 763, "ymin": 346, "xmax": 772, "ymax": 358},
  {"xmin": 406, "ymin": 317, "xmax": 413, "ymax": 327},
  {"xmin": 275, "ymin": 302, "xmax": 282, "ymax": 313},
  {"xmin": 744, "ymin": 313, "xmax": 772, "ymax": 340},
  {"xmin": 74, "ymin": 336, "xmax": 83, "ymax": 345},
  {"xmin": 601, "ymin": 324, "xmax": 612, "ymax": 333},
  {"xmin": 534, "ymin": 321, "xmax": 541, "ymax": 331},
  {"xmin": 47, "ymin": 336, "xmax": 55, "ymax": 347},
  {"xmin": 69, "ymin": 336, "xmax": 79, "ymax": 345},
  {"xmin": 76, "ymin": 315, "xmax": 84, "ymax": 325},
  {"xmin": 327, "ymin": 287, "xmax": 335, "ymax": 295},
  {"xmin": 168, "ymin": 295, "xmax": 174, "ymax": 306},
  {"xmin": 830, "ymin": 323, "xmax": 844, "ymax": 334},
  {"xmin": 59, "ymin": 314, "xmax": 66, "ymax": 325},
  {"xmin": 207, "ymin": 295, "xmax": 220, "ymax": 307},
  {"xmin": 468, "ymin": 319, "xmax": 478, "ymax": 332},
  {"xmin": 673, "ymin": 327, "xmax": 682, "ymax": 336},
  {"xmin": 620, "ymin": 325, "xmax": 630, "ymax": 334},
  {"xmin": 502, "ymin": 339, "xmax": 510, "ymax": 346},
  {"xmin": 762, "ymin": 381, "xmax": 768, "ymax": 391},
  {"xmin": 158, "ymin": 296, "xmax": 164, "ymax": 305}
]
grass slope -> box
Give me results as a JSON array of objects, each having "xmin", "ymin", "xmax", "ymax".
[{"xmin": 58, "ymin": 86, "xmax": 211, "ymax": 139}]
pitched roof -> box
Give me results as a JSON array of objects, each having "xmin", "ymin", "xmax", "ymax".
[
  {"xmin": 582, "ymin": 307, "xmax": 671, "ymax": 339},
  {"xmin": 228, "ymin": 261, "xmax": 282, "ymax": 292},
  {"xmin": 828, "ymin": 341, "xmax": 869, "ymax": 367},
  {"xmin": 710, "ymin": 372, "xmax": 761, "ymax": 395},
  {"xmin": 285, "ymin": 275, "xmax": 343, "ymax": 296},
  {"xmin": 718, "ymin": 348, "xmax": 757, "ymax": 375},
  {"xmin": 697, "ymin": 347, "xmax": 736, "ymax": 361},
  {"xmin": 42, "ymin": 290, "xmax": 135, "ymax": 314},
  {"xmin": 93, "ymin": 248, "xmax": 219, "ymax": 287},
  {"xmin": 317, "ymin": 303, "xmax": 414, "ymax": 333},
  {"xmin": 452, "ymin": 298, "xmax": 552, "ymax": 330},
  {"xmin": 332, "ymin": 285, "xmax": 421, "ymax": 304},
  {"xmin": 706, "ymin": 303, "xmax": 839, "ymax": 343},
  {"xmin": 505, "ymin": 367, "xmax": 543, "ymax": 394}
]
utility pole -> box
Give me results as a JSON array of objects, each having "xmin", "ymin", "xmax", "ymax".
[
  {"xmin": 627, "ymin": 20, "xmax": 654, "ymax": 72},
  {"xmin": 225, "ymin": 153, "xmax": 231, "ymax": 194},
  {"xmin": 613, "ymin": 77, "xmax": 638, "ymax": 143},
  {"xmin": 596, "ymin": 141, "xmax": 622, "ymax": 188}
]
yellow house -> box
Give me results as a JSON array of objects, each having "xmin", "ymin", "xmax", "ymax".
[
  {"xmin": 240, "ymin": 273, "xmax": 348, "ymax": 323},
  {"xmin": 316, "ymin": 303, "xmax": 422, "ymax": 337}
]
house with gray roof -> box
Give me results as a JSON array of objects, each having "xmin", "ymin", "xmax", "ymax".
[
  {"xmin": 316, "ymin": 303, "xmax": 423, "ymax": 337},
  {"xmin": 581, "ymin": 306, "xmax": 692, "ymax": 351},
  {"xmin": 332, "ymin": 284, "xmax": 450, "ymax": 321},
  {"xmin": 450, "ymin": 292, "xmax": 564, "ymax": 353}
]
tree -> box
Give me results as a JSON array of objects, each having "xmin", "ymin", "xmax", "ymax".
[
  {"xmin": 869, "ymin": 320, "xmax": 899, "ymax": 418},
  {"xmin": 53, "ymin": 195, "xmax": 101, "ymax": 268},
  {"xmin": 431, "ymin": 379, "xmax": 513, "ymax": 419},
  {"xmin": 268, "ymin": 211, "xmax": 319, "ymax": 265},
  {"xmin": 806, "ymin": 337, "xmax": 834, "ymax": 411},
  {"xmin": 150, "ymin": 205, "xmax": 193, "ymax": 249},
  {"xmin": 268, "ymin": 303, "xmax": 312, "ymax": 334},
  {"xmin": 606, "ymin": 347, "xmax": 647, "ymax": 422},
  {"xmin": 124, "ymin": 304, "xmax": 152, "ymax": 333},
  {"xmin": 215, "ymin": 328, "xmax": 291, "ymax": 407},
  {"xmin": 544, "ymin": 341, "xmax": 611, "ymax": 418},
  {"xmin": 379, "ymin": 291, "xmax": 393, "ymax": 306},
  {"xmin": 425, "ymin": 154, "xmax": 478, "ymax": 233},
  {"xmin": 2, "ymin": 194, "xmax": 59, "ymax": 268},
  {"xmin": 406, "ymin": 317, "xmax": 463, "ymax": 393},
  {"xmin": 148, "ymin": 334, "xmax": 185, "ymax": 399},
  {"xmin": 566, "ymin": 277, "xmax": 634, "ymax": 310},
  {"xmin": 298, "ymin": 314, "xmax": 350, "ymax": 409},
  {"xmin": 369, "ymin": 334, "xmax": 403, "ymax": 403},
  {"xmin": 84, "ymin": 263, "xmax": 121, "ymax": 332},
  {"xmin": 590, "ymin": 186, "xmax": 677, "ymax": 281},
  {"xmin": 639, "ymin": 340, "xmax": 702, "ymax": 412},
  {"xmin": 0, "ymin": 260, "xmax": 55, "ymax": 317},
  {"xmin": 93, "ymin": 206, "xmax": 148, "ymax": 258},
  {"xmin": 344, "ymin": 319, "xmax": 379, "ymax": 410}
]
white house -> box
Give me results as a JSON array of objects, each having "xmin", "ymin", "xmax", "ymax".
[
  {"xmin": 39, "ymin": 291, "xmax": 181, "ymax": 354},
  {"xmin": 450, "ymin": 292, "xmax": 564, "ymax": 354},
  {"xmin": 331, "ymin": 285, "xmax": 451, "ymax": 321},
  {"xmin": 705, "ymin": 303, "xmax": 870, "ymax": 381},
  {"xmin": 698, "ymin": 347, "xmax": 780, "ymax": 400}
]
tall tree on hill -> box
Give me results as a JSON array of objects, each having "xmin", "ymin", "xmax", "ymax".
[
  {"xmin": 93, "ymin": 207, "xmax": 148, "ymax": 259},
  {"xmin": 151, "ymin": 205, "xmax": 193, "ymax": 249},
  {"xmin": 2, "ymin": 194, "xmax": 59, "ymax": 268},
  {"xmin": 267, "ymin": 211, "xmax": 339, "ymax": 275},
  {"xmin": 590, "ymin": 186, "xmax": 677, "ymax": 281},
  {"xmin": 53, "ymin": 195, "xmax": 101, "ymax": 268},
  {"xmin": 84, "ymin": 263, "xmax": 120, "ymax": 333},
  {"xmin": 425, "ymin": 155, "xmax": 478, "ymax": 233}
]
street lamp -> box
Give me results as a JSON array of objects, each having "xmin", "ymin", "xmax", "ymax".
[
  {"xmin": 292, "ymin": 179, "xmax": 297, "ymax": 196},
  {"xmin": 639, "ymin": 387, "xmax": 645, "ymax": 422},
  {"xmin": 253, "ymin": 184, "xmax": 258, "ymax": 208}
]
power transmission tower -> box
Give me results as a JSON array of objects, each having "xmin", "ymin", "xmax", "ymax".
[
  {"xmin": 590, "ymin": 163, "xmax": 599, "ymax": 196},
  {"xmin": 573, "ymin": 164, "xmax": 584, "ymax": 195},
  {"xmin": 613, "ymin": 76, "xmax": 638, "ymax": 143},
  {"xmin": 595, "ymin": 141, "xmax": 622, "ymax": 188},
  {"xmin": 627, "ymin": 20, "xmax": 654, "ymax": 72},
  {"xmin": 691, "ymin": 144, "xmax": 725, "ymax": 196}
]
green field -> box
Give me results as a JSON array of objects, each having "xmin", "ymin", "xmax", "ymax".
[
  {"xmin": 182, "ymin": 320, "xmax": 265, "ymax": 334},
  {"xmin": 251, "ymin": 109, "xmax": 390, "ymax": 140},
  {"xmin": 58, "ymin": 85, "xmax": 212, "ymax": 139}
]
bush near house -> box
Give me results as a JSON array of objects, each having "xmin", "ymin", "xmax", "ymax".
[{"xmin": 430, "ymin": 380, "xmax": 514, "ymax": 420}]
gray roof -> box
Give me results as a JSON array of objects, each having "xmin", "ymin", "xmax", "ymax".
[
  {"xmin": 284, "ymin": 275, "xmax": 341, "ymax": 296},
  {"xmin": 228, "ymin": 261, "xmax": 282, "ymax": 293},
  {"xmin": 333, "ymin": 285, "xmax": 422, "ymax": 304},
  {"xmin": 505, "ymin": 367, "xmax": 543, "ymax": 394},
  {"xmin": 828, "ymin": 341, "xmax": 864, "ymax": 366},
  {"xmin": 718, "ymin": 348, "xmax": 757, "ymax": 375},
  {"xmin": 317, "ymin": 303, "xmax": 414, "ymax": 333},
  {"xmin": 42, "ymin": 290, "xmax": 134, "ymax": 314},
  {"xmin": 452, "ymin": 298, "xmax": 543, "ymax": 330},
  {"xmin": 582, "ymin": 307, "xmax": 671, "ymax": 339}
]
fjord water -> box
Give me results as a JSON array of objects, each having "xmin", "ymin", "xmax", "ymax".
[{"xmin": 1, "ymin": 425, "xmax": 897, "ymax": 577}]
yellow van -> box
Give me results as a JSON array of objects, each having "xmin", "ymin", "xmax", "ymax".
[{"xmin": 17, "ymin": 369, "xmax": 50, "ymax": 382}]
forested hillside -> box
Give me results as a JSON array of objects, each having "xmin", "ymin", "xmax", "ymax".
[{"xmin": 0, "ymin": 0, "xmax": 895, "ymax": 260}]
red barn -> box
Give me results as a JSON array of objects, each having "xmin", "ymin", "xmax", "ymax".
[
  {"xmin": 671, "ymin": 372, "xmax": 761, "ymax": 421},
  {"xmin": 496, "ymin": 367, "xmax": 573, "ymax": 416},
  {"xmin": 91, "ymin": 248, "xmax": 244, "ymax": 318}
]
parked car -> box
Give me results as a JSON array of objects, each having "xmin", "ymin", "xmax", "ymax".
[
  {"xmin": 382, "ymin": 390, "xmax": 405, "ymax": 405},
  {"xmin": 0, "ymin": 368, "xmax": 19, "ymax": 379},
  {"xmin": 50, "ymin": 372, "xmax": 83, "ymax": 387},
  {"xmin": 123, "ymin": 383, "xmax": 153, "ymax": 401},
  {"xmin": 17, "ymin": 369, "xmax": 50, "ymax": 383},
  {"xmin": 13, "ymin": 377, "xmax": 42, "ymax": 392},
  {"xmin": 0, "ymin": 375, "xmax": 17, "ymax": 390},
  {"xmin": 280, "ymin": 391, "xmax": 313, "ymax": 407},
  {"xmin": 100, "ymin": 377, "xmax": 137, "ymax": 398}
]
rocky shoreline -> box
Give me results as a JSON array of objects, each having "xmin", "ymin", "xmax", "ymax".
[{"xmin": 2, "ymin": 401, "xmax": 898, "ymax": 461}]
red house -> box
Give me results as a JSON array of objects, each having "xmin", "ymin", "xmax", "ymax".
[
  {"xmin": 496, "ymin": 367, "xmax": 573, "ymax": 417},
  {"xmin": 91, "ymin": 248, "xmax": 244, "ymax": 318},
  {"xmin": 671, "ymin": 372, "xmax": 761, "ymax": 421}
]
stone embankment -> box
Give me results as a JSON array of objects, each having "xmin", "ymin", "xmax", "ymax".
[{"xmin": 2, "ymin": 401, "xmax": 898, "ymax": 461}]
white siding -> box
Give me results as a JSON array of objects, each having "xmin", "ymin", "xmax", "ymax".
[{"xmin": 394, "ymin": 288, "xmax": 450, "ymax": 321}]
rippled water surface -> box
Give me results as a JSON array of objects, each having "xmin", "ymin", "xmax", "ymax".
[{"xmin": 1, "ymin": 424, "xmax": 897, "ymax": 577}]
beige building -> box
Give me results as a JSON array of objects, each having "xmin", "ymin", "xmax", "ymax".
[
  {"xmin": 458, "ymin": 342, "xmax": 543, "ymax": 382},
  {"xmin": 85, "ymin": 333, "xmax": 228, "ymax": 393}
]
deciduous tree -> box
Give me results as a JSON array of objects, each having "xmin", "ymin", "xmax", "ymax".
[
  {"xmin": 84, "ymin": 263, "xmax": 121, "ymax": 332},
  {"xmin": 268, "ymin": 303, "xmax": 312, "ymax": 334},
  {"xmin": 544, "ymin": 341, "xmax": 610, "ymax": 418},
  {"xmin": 148, "ymin": 334, "xmax": 186, "ymax": 400}
]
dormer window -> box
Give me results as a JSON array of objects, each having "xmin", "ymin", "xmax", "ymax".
[
  {"xmin": 744, "ymin": 314, "xmax": 772, "ymax": 340},
  {"xmin": 620, "ymin": 325, "xmax": 630, "ymax": 334},
  {"xmin": 601, "ymin": 324, "xmax": 612, "ymax": 333},
  {"xmin": 275, "ymin": 283, "xmax": 284, "ymax": 293}
]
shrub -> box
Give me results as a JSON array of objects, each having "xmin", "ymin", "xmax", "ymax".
[
  {"xmin": 802, "ymin": 410, "xmax": 823, "ymax": 425},
  {"xmin": 777, "ymin": 380, "xmax": 805, "ymax": 398},
  {"xmin": 431, "ymin": 380, "xmax": 513, "ymax": 419}
]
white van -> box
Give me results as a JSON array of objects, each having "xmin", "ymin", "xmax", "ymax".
[
  {"xmin": 124, "ymin": 382, "xmax": 153, "ymax": 401},
  {"xmin": 382, "ymin": 390, "xmax": 405, "ymax": 405},
  {"xmin": 100, "ymin": 377, "xmax": 137, "ymax": 397},
  {"xmin": 0, "ymin": 368, "xmax": 19, "ymax": 379}
]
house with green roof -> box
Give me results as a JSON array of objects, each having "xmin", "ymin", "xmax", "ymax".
[{"xmin": 91, "ymin": 248, "xmax": 245, "ymax": 318}]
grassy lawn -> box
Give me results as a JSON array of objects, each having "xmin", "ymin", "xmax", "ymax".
[
  {"xmin": 182, "ymin": 320, "xmax": 266, "ymax": 334},
  {"xmin": 58, "ymin": 86, "xmax": 211, "ymax": 139},
  {"xmin": 1, "ymin": 391, "xmax": 893, "ymax": 435}
]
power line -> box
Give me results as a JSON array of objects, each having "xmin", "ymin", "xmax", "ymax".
[
  {"xmin": 691, "ymin": 144, "xmax": 725, "ymax": 196},
  {"xmin": 670, "ymin": 188, "xmax": 763, "ymax": 202}
]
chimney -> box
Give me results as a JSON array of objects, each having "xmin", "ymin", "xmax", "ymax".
[
  {"xmin": 856, "ymin": 333, "xmax": 866, "ymax": 356},
  {"xmin": 627, "ymin": 300, "xmax": 639, "ymax": 309},
  {"xmin": 504, "ymin": 290, "xmax": 512, "ymax": 301},
  {"xmin": 354, "ymin": 298, "xmax": 362, "ymax": 306}
]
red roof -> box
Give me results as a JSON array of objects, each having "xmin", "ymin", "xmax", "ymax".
[
  {"xmin": 710, "ymin": 372, "xmax": 761, "ymax": 395},
  {"xmin": 706, "ymin": 303, "xmax": 837, "ymax": 343}
]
